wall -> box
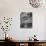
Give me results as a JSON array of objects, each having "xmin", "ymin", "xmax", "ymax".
[{"xmin": 0, "ymin": 0, "xmax": 46, "ymax": 40}]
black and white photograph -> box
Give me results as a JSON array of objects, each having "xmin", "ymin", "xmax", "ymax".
[{"xmin": 20, "ymin": 12, "xmax": 32, "ymax": 28}]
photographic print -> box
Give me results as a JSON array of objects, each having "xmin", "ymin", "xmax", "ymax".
[{"xmin": 20, "ymin": 12, "xmax": 32, "ymax": 28}]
